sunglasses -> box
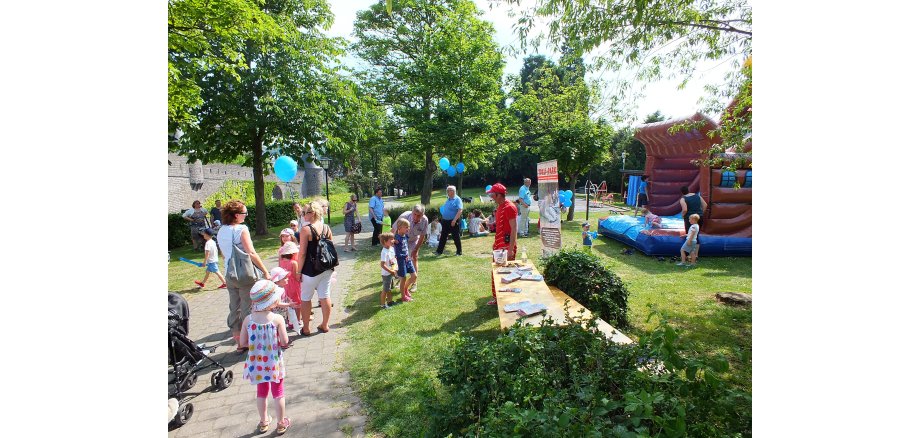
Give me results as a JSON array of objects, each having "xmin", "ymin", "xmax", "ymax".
[{"xmin": 237, "ymin": 212, "xmax": 249, "ymax": 215}]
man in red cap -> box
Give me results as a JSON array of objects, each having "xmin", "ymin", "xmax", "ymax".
[{"xmin": 487, "ymin": 183, "xmax": 518, "ymax": 305}]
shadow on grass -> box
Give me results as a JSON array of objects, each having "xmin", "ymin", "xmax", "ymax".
[{"xmin": 415, "ymin": 296, "xmax": 501, "ymax": 341}]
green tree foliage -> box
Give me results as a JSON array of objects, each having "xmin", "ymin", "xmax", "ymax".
[
  {"xmin": 167, "ymin": 0, "xmax": 282, "ymax": 130},
  {"xmin": 169, "ymin": 0, "xmax": 351, "ymax": 235},
  {"xmin": 501, "ymin": 0, "xmax": 753, "ymax": 163},
  {"xmin": 354, "ymin": 0, "xmax": 508, "ymax": 203},
  {"xmin": 511, "ymin": 61, "xmax": 612, "ymax": 221}
]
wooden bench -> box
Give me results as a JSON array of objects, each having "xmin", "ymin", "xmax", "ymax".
[{"xmin": 492, "ymin": 262, "xmax": 632, "ymax": 344}]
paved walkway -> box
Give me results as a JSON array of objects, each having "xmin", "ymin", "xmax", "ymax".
[{"xmin": 169, "ymin": 217, "xmax": 371, "ymax": 438}]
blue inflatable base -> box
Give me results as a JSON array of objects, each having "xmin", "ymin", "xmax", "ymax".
[{"xmin": 597, "ymin": 215, "xmax": 751, "ymax": 257}]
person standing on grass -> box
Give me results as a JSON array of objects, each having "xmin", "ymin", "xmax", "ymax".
[
  {"xmin": 518, "ymin": 178, "xmax": 533, "ymax": 237},
  {"xmin": 679, "ymin": 185, "xmax": 707, "ymax": 234},
  {"xmin": 209, "ymin": 200, "xmax": 222, "ymax": 227},
  {"xmin": 182, "ymin": 200, "xmax": 209, "ymax": 250},
  {"xmin": 677, "ymin": 214, "xmax": 701, "ymax": 267},
  {"xmin": 195, "ymin": 228, "xmax": 227, "ymax": 289},
  {"xmin": 487, "ymin": 183, "xmax": 518, "ymax": 306},
  {"xmin": 394, "ymin": 218, "xmax": 418, "ymax": 302},
  {"xmin": 392, "ymin": 204, "xmax": 429, "ymax": 275},
  {"xmin": 378, "ymin": 232, "xmax": 398, "ymax": 309},
  {"xmin": 343, "ymin": 194, "xmax": 359, "ymax": 252},
  {"xmin": 217, "ymin": 200, "xmax": 270, "ymax": 352},
  {"xmin": 436, "ymin": 185, "xmax": 464, "ymax": 256},
  {"xmin": 369, "ymin": 188, "xmax": 385, "ymax": 246}
]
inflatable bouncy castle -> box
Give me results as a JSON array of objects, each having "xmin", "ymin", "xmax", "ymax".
[{"xmin": 597, "ymin": 112, "xmax": 752, "ymax": 256}]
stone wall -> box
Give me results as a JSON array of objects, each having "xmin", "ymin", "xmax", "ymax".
[{"xmin": 168, "ymin": 153, "xmax": 306, "ymax": 213}]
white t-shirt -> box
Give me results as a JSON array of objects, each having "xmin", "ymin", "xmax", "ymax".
[
  {"xmin": 686, "ymin": 223, "xmax": 699, "ymax": 243},
  {"xmin": 204, "ymin": 239, "xmax": 218, "ymax": 263},
  {"xmin": 469, "ymin": 217, "xmax": 485, "ymax": 233},
  {"xmin": 380, "ymin": 246, "xmax": 396, "ymax": 276}
]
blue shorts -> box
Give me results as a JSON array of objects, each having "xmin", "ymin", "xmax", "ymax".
[
  {"xmin": 681, "ymin": 241, "xmax": 698, "ymax": 254},
  {"xmin": 396, "ymin": 258, "xmax": 416, "ymax": 277},
  {"xmin": 206, "ymin": 262, "xmax": 219, "ymax": 273}
]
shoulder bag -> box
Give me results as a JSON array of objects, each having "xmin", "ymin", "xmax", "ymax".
[{"xmin": 226, "ymin": 225, "xmax": 262, "ymax": 283}]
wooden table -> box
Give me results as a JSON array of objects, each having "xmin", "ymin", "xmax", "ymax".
[{"xmin": 491, "ymin": 261, "xmax": 632, "ymax": 344}]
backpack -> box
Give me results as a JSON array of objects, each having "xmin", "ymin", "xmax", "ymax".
[{"xmin": 308, "ymin": 224, "xmax": 339, "ymax": 273}]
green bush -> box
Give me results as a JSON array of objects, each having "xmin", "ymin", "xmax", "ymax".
[
  {"xmin": 387, "ymin": 201, "xmax": 497, "ymax": 224},
  {"xmin": 541, "ymin": 248, "xmax": 630, "ymax": 329},
  {"xmin": 167, "ymin": 200, "xmax": 301, "ymax": 249},
  {"xmin": 434, "ymin": 314, "xmax": 751, "ymax": 437}
]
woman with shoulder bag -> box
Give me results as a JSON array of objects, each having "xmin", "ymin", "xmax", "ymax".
[
  {"xmin": 297, "ymin": 201, "xmax": 337, "ymax": 336},
  {"xmin": 343, "ymin": 194, "xmax": 359, "ymax": 252},
  {"xmin": 216, "ymin": 200, "xmax": 270, "ymax": 352}
]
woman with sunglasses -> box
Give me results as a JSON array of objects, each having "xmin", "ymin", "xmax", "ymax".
[{"xmin": 217, "ymin": 199, "xmax": 271, "ymax": 352}]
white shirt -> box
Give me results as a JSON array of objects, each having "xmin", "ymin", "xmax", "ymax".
[
  {"xmin": 204, "ymin": 239, "xmax": 218, "ymax": 263},
  {"xmin": 469, "ymin": 217, "xmax": 485, "ymax": 233},
  {"xmin": 428, "ymin": 222, "xmax": 442, "ymax": 242},
  {"xmin": 686, "ymin": 223, "xmax": 699, "ymax": 244},
  {"xmin": 380, "ymin": 246, "xmax": 396, "ymax": 276}
]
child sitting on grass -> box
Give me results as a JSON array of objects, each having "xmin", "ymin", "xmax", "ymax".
[
  {"xmin": 427, "ymin": 214, "xmax": 442, "ymax": 248},
  {"xmin": 677, "ymin": 213, "xmax": 701, "ymax": 267},
  {"xmin": 378, "ymin": 232, "xmax": 398, "ymax": 309},
  {"xmin": 195, "ymin": 228, "xmax": 226, "ymax": 289},
  {"xmin": 468, "ymin": 209, "xmax": 489, "ymax": 237},
  {"xmin": 394, "ymin": 218, "xmax": 417, "ymax": 302}
]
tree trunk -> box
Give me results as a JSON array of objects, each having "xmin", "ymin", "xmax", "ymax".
[
  {"xmin": 457, "ymin": 150, "xmax": 464, "ymax": 197},
  {"xmin": 566, "ymin": 174, "xmax": 577, "ymax": 222},
  {"xmin": 422, "ymin": 148, "xmax": 434, "ymax": 205},
  {"xmin": 251, "ymin": 128, "xmax": 268, "ymax": 235}
]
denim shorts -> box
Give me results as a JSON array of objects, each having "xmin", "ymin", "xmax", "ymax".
[
  {"xmin": 396, "ymin": 258, "xmax": 416, "ymax": 277},
  {"xmin": 681, "ymin": 241, "xmax": 698, "ymax": 254},
  {"xmin": 206, "ymin": 262, "xmax": 219, "ymax": 273}
]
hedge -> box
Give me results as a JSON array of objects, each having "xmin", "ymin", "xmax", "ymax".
[
  {"xmin": 168, "ymin": 200, "xmax": 301, "ymax": 249},
  {"xmin": 541, "ymin": 248, "xmax": 630, "ymax": 329},
  {"xmin": 387, "ymin": 201, "xmax": 497, "ymax": 224}
]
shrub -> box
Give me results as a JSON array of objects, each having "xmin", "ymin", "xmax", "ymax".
[
  {"xmin": 168, "ymin": 200, "xmax": 303, "ymax": 249},
  {"xmin": 387, "ymin": 201, "xmax": 497, "ymax": 224},
  {"xmin": 542, "ymin": 248, "xmax": 630, "ymax": 329},
  {"xmin": 433, "ymin": 314, "xmax": 751, "ymax": 437}
]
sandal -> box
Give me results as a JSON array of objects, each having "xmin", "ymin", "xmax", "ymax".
[
  {"xmin": 299, "ymin": 328, "xmax": 312, "ymax": 337},
  {"xmin": 257, "ymin": 416, "xmax": 273, "ymax": 433},
  {"xmin": 317, "ymin": 326, "xmax": 329, "ymax": 333},
  {"xmin": 276, "ymin": 417, "xmax": 291, "ymax": 434},
  {"xmin": 487, "ymin": 299, "xmax": 497, "ymax": 306}
]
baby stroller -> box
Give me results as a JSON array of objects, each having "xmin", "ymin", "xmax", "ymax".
[{"xmin": 168, "ymin": 293, "xmax": 234, "ymax": 428}]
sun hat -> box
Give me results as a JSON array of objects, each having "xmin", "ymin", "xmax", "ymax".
[
  {"xmin": 280, "ymin": 241, "xmax": 299, "ymax": 256},
  {"xmin": 250, "ymin": 279, "xmax": 285, "ymax": 311},
  {"xmin": 486, "ymin": 183, "xmax": 507, "ymax": 195},
  {"xmin": 213, "ymin": 220, "xmax": 221, "ymax": 227},
  {"xmin": 269, "ymin": 267, "xmax": 290, "ymax": 283},
  {"xmin": 582, "ymin": 222, "xmax": 590, "ymax": 227},
  {"xmin": 289, "ymin": 220, "xmax": 298, "ymax": 227},
  {"xmin": 280, "ymin": 228, "xmax": 295, "ymax": 237}
]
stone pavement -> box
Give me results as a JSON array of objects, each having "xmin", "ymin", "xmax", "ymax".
[{"xmin": 169, "ymin": 216, "xmax": 372, "ymax": 438}]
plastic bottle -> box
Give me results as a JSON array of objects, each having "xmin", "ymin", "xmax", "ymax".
[{"xmin": 521, "ymin": 248, "xmax": 528, "ymax": 264}]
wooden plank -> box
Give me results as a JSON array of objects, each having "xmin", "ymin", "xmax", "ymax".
[
  {"xmin": 546, "ymin": 286, "xmax": 633, "ymax": 344},
  {"xmin": 492, "ymin": 262, "xmax": 633, "ymax": 344}
]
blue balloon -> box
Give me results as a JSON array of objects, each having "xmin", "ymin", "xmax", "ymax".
[
  {"xmin": 565, "ymin": 190, "xmax": 574, "ymax": 199},
  {"xmin": 447, "ymin": 165, "xmax": 457, "ymax": 177},
  {"xmin": 439, "ymin": 157, "xmax": 450, "ymax": 170},
  {"xmin": 563, "ymin": 199, "xmax": 572, "ymax": 208},
  {"xmin": 559, "ymin": 191, "xmax": 569, "ymax": 200},
  {"xmin": 485, "ymin": 185, "xmax": 492, "ymax": 193},
  {"xmin": 456, "ymin": 162, "xmax": 465, "ymax": 173},
  {"xmin": 273, "ymin": 156, "xmax": 297, "ymax": 182}
]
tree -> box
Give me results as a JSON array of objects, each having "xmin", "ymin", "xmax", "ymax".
[
  {"xmin": 511, "ymin": 64, "xmax": 612, "ymax": 221},
  {"xmin": 353, "ymin": 0, "xmax": 506, "ymax": 203},
  {"xmin": 501, "ymin": 0, "xmax": 752, "ymax": 163},
  {"xmin": 168, "ymin": 0, "xmax": 282, "ymax": 130},
  {"xmin": 170, "ymin": 0, "xmax": 350, "ymax": 235}
]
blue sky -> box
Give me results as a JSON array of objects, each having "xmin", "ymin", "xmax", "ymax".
[{"xmin": 326, "ymin": 0, "xmax": 738, "ymax": 127}]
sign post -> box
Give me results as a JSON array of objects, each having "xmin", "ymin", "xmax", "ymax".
[{"xmin": 537, "ymin": 160, "xmax": 562, "ymax": 256}]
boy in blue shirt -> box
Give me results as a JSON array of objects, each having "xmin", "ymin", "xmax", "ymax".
[{"xmin": 394, "ymin": 218, "xmax": 418, "ymax": 302}]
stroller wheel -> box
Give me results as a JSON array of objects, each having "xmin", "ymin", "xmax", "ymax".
[
  {"xmin": 181, "ymin": 372, "xmax": 198, "ymax": 392},
  {"xmin": 173, "ymin": 402, "xmax": 193, "ymax": 426},
  {"xmin": 216, "ymin": 370, "xmax": 234, "ymax": 390},
  {"xmin": 210, "ymin": 372, "xmax": 219, "ymax": 389}
]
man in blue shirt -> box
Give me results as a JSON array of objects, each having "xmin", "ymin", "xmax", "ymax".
[
  {"xmin": 436, "ymin": 185, "xmax": 464, "ymax": 256},
  {"xmin": 517, "ymin": 178, "xmax": 532, "ymax": 237},
  {"xmin": 368, "ymin": 187, "xmax": 385, "ymax": 246}
]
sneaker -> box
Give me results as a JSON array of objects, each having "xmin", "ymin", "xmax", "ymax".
[
  {"xmin": 434, "ymin": 251, "xmax": 443, "ymax": 256},
  {"xmin": 410, "ymin": 283, "xmax": 418, "ymax": 292},
  {"xmin": 194, "ymin": 280, "xmax": 205, "ymax": 288},
  {"xmin": 685, "ymin": 263, "xmax": 696, "ymax": 268},
  {"xmin": 387, "ymin": 301, "xmax": 396, "ymax": 306},
  {"xmin": 455, "ymin": 252, "xmax": 462, "ymax": 256},
  {"xmin": 676, "ymin": 262, "xmax": 685, "ymax": 266},
  {"xmin": 487, "ymin": 299, "xmax": 497, "ymax": 306},
  {"xmin": 380, "ymin": 305, "xmax": 389, "ymax": 310},
  {"xmin": 218, "ymin": 283, "xmax": 227, "ymax": 289}
]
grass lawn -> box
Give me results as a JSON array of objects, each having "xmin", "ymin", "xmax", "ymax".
[{"xmin": 341, "ymin": 210, "xmax": 752, "ymax": 435}]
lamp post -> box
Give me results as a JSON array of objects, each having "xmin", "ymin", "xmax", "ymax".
[
  {"xmin": 621, "ymin": 151, "xmax": 628, "ymax": 171},
  {"xmin": 317, "ymin": 156, "xmax": 332, "ymax": 225}
]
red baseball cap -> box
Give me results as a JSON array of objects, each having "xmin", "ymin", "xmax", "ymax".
[{"xmin": 487, "ymin": 183, "xmax": 507, "ymax": 194}]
